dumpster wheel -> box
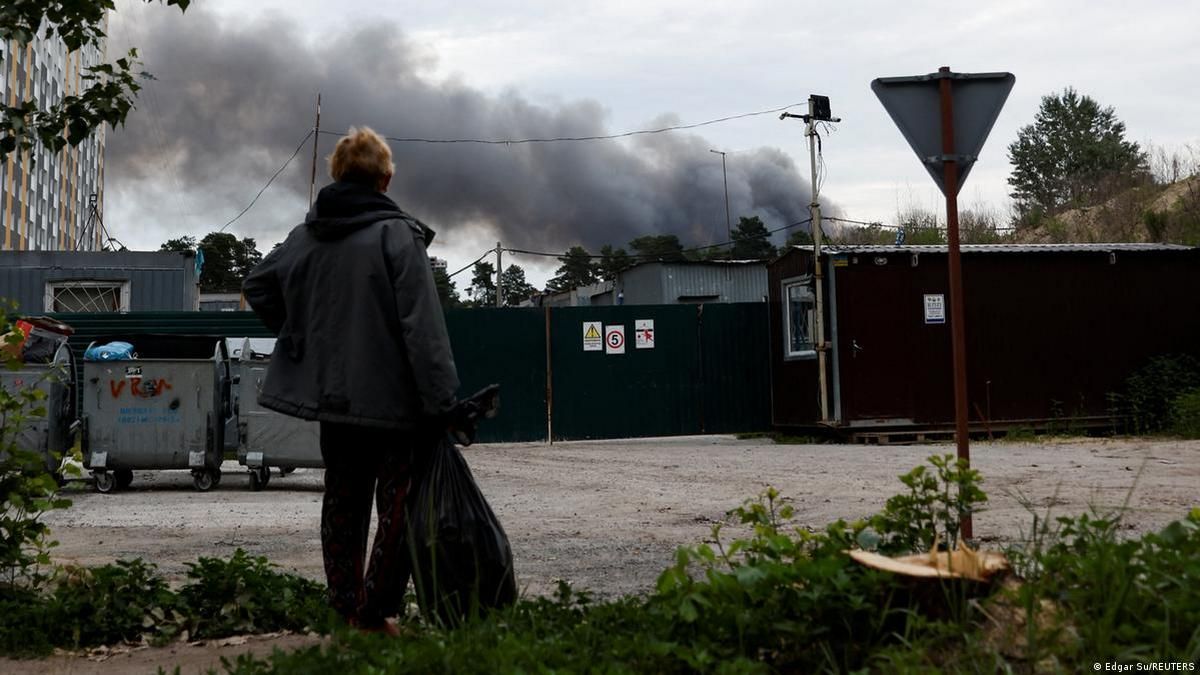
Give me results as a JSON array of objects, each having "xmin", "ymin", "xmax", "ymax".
[
  {"xmin": 248, "ymin": 466, "xmax": 271, "ymax": 491},
  {"xmin": 193, "ymin": 469, "xmax": 221, "ymax": 492},
  {"xmin": 94, "ymin": 471, "xmax": 116, "ymax": 494}
]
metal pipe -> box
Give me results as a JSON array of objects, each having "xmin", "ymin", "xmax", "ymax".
[
  {"xmin": 938, "ymin": 66, "xmax": 972, "ymax": 540},
  {"xmin": 807, "ymin": 98, "xmax": 830, "ymax": 423}
]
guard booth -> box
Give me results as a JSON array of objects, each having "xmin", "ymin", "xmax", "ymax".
[
  {"xmin": 81, "ymin": 334, "xmax": 235, "ymax": 492},
  {"xmin": 230, "ymin": 338, "xmax": 321, "ymax": 490},
  {"xmin": 0, "ymin": 337, "xmax": 75, "ymax": 478}
]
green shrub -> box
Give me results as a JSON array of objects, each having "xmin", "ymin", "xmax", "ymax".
[
  {"xmin": 178, "ymin": 549, "xmax": 331, "ymax": 639},
  {"xmin": 869, "ymin": 454, "xmax": 987, "ymax": 552},
  {"xmin": 0, "ymin": 302, "xmax": 72, "ymax": 591},
  {"xmin": 1014, "ymin": 508, "xmax": 1200, "ymax": 665},
  {"xmin": 1169, "ymin": 388, "xmax": 1200, "ymax": 438},
  {"xmin": 46, "ymin": 559, "xmax": 182, "ymax": 648},
  {"xmin": 1121, "ymin": 354, "xmax": 1200, "ymax": 433},
  {"xmin": 0, "ymin": 550, "xmax": 329, "ymax": 656}
]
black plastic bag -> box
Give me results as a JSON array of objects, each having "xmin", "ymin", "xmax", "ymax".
[{"xmin": 406, "ymin": 433, "xmax": 517, "ymax": 625}]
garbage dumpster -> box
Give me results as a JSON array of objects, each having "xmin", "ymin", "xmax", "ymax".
[
  {"xmin": 81, "ymin": 334, "xmax": 234, "ymax": 493},
  {"xmin": 232, "ymin": 338, "xmax": 321, "ymax": 491},
  {"xmin": 0, "ymin": 338, "xmax": 75, "ymax": 479}
]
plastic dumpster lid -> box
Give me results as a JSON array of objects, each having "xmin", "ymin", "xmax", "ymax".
[{"xmin": 227, "ymin": 337, "xmax": 276, "ymax": 360}]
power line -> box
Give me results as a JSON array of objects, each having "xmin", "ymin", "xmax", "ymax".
[
  {"xmin": 218, "ymin": 130, "xmax": 314, "ymax": 233},
  {"xmin": 499, "ymin": 217, "xmax": 814, "ymax": 262},
  {"xmin": 447, "ymin": 249, "xmax": 495, "ymax": 279},
  {"xmin": 315, "ymin": 103, "xmax": 806, "ymax": 146}
]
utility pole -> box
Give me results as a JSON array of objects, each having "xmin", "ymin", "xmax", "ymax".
[
  {"xmin": 782, "ymin": 95, "xmax": 840, "ymax": 424},
  {"xmin": 308, "ymin": 92, "xmax": 322, "ymax": 208},
  {"xmin": 709, "ymin": 149, "xmax": 732, "ymax": 241},
  {"xmin": 495, "ymin": 241, "xmax": 504, "ymax": 307}
]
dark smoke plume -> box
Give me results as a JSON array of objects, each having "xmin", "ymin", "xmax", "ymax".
[{"xmin": 107, "ymin": 7, "xmax": 825, "ymax": 251}]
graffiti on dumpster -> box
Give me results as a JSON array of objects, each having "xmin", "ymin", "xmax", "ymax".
[
  {"xmin": 109, "ymin": 377, "xmax": 173, "ymax": 399},
  {"xmin": 117, "ymin": 405, "xmax": 182, "ymax": 425}
]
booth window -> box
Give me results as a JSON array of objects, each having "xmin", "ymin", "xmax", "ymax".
[
  {"xmin": 45, "ymin": 280, "xmax": 130, "ymax": 312},
  {"xmin": 783, "ymin": 280, "xmax": 815, "ymax": 359}
]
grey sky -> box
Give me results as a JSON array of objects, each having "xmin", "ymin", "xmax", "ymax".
[{"xmin": 104, "ymin": 0, "xmax": 1200, "ymax": 287}]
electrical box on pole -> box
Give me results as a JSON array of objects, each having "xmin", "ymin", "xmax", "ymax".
[{"xmin": 781, "ymin": 95, "xmax": 841, "ymax": 424}]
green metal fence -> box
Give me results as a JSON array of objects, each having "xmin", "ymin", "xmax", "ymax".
[
  {"xmin": 697, "ymin": 303, "xmax": 773, "ymax": 434},
  {"xmin": 49, "ymin": 303, "xmax": 771, "ymax": 442},
  {"xmin": 548, "ymin": 305, "xmax": 701, "ymax": 440},
  {"xmin": 444, "ymin": 308, "xmax": 547, "ymax": 443}
]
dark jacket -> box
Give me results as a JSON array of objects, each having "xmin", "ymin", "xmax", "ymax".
[{"xmin": 242, "ymin": 181, "xmax": 459, "ymax": 430}]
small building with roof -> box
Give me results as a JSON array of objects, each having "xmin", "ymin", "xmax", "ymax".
[
  {"xmin": 0, "ymin": 250, "xmax": 200, "ymax": 313},
  {"xmin": 528, "ymin": 259, "xmax": 769, "ymax": 307},
  {"xmin": 768, "ymin": 243, "xmax": 1200, "ymax": 439}
]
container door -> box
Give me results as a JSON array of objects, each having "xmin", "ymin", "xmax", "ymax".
[{"xmin": 834, "ymin": 260, "xmax": 917, "ymax": 423}]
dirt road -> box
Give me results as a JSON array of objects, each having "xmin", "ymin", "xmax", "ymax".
[{"xmin": 7, "ymin": 435, "xmax": 1197, "ymax": 673}]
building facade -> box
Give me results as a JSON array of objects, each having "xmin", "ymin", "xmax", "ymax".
[
  {"xmin": 0, "ymin": 250, "xmax": 200, "ymax": 313},
  {"xmin": 0, "ymin": 32, "xmax": 106, "ymax": 252}
]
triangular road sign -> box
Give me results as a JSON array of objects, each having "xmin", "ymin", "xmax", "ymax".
[{"xmin": 871, "ymin": 71, "xmax": 1014, "ymax": 196}]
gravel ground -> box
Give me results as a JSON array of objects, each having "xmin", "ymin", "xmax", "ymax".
[
  {"xmin": 41, "ymin": 435, "xmax": 1200, "ymax": 599},
  {"xmin": 7, "ymin": 435, "xmax": 1198, "ymax": 674}
]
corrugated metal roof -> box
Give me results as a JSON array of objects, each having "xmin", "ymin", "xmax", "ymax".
[
  {"xmin": 807, "ymin": 243, "xmax": 1195, "ymax": 254},
  {"xmin": 623, "ymin": 259, "xmax": 766, "ymax": 271}
]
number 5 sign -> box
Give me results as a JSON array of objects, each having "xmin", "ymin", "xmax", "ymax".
[{"xmin": 604, "ymin": 325, "xmax": 625, "ymax": 354}]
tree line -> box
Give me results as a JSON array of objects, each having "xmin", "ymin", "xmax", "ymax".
[{"xmin": 438, "ymin": 215, "xmax": 813, "ymax": 308}]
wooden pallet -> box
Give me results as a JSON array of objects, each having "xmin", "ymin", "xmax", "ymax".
[{"xmin": 848, "ymin": 428, "xmax": 958, "ymax": 445}]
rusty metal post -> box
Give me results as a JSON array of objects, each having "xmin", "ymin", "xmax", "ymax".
[
  {"xmin": 938, "ymin": 66, "xmax": 972, "ymax": 540},
  {"xmin": 545, "ymin": 306, "xmax": 553, "ymax": 443}
]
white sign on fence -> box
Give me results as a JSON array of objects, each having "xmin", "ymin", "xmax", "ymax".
[
  {"xmin": 635, "ymin": 319, "xmax": 655, "ymax": 349},
  {"xmin": 605, "ymin": 325, "xmax": 626, "ymax": 354},
  {"xmin": 583, "ymin": 321, "xmax": 603, "ymax": 351}
]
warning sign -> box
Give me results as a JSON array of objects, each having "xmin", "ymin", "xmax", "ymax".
[
  {"xmin": 583, "ymin": 321, "xmax": 603, "ymax": 351},
  {"xmin": 605, "ymin": 325, "xmax": 625, "ymax": 354},
  {"xmin": 635, "ymin": 319, "xmax": 655, "ymax": 349},
  {"xmin": 924, "ymin": 294, "xmax": 946, "ymax": 324}
]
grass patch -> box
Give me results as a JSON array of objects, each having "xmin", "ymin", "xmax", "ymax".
[{"xmin": 0, "ymin": 550, "xmax": 330, "ymax": 657}]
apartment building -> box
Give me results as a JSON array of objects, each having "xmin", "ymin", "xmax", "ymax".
[{"xmin": 0, "ymin": 32, "xmax": 106, "ymax": 252}]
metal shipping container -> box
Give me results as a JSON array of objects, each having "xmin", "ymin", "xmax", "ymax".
[
  {"xmin": 0, "ymin": 250, "xmax": 200, "ymax": 313},
  {"xmin": 768, "ymin": 243, "xmax": 1200, "ymax": 436}
]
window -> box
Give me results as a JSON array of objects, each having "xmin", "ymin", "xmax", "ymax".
[
  {"xmin": 783, "ymin": 278, "xmax": 815, "ymax": 358},
  {"xmin": 45, "ymin": 280, "xmax": 130, "ymax": 312}
]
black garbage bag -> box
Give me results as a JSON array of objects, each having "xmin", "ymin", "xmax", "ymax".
[{"xmin": 407, "ymin": 389, "xmax": 516, "ymax": 625}]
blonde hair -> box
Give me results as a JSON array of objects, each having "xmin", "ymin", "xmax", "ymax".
[{"xmin": 328, "ymin": 126, "xmax": 394, "ymax": 185}]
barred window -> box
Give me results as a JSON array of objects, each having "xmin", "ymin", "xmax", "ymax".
[{"xmin": 45, "ymin": 281, "xmax": 130, "ymax": 312}]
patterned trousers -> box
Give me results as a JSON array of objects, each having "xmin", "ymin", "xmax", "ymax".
[{"xmin": 319, "ymin": 421, "xmax": 427, "ymax": 626}]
